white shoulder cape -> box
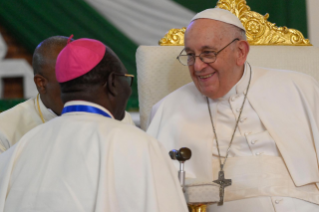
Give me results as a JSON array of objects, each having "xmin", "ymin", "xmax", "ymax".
[
  {"xmin": 0, "ymin": 97, "xmax": 43, "ymax": 152},
  {"xmin": 147, "ymin": 66, "xmax": 319, "ymax": 187},
  {"xmin": 0, "ymin": 112, "xmax": 187, "ymax": 212}
]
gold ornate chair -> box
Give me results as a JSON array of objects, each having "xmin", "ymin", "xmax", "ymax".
[{"xmin": 136, "ymin": 0, "xmax": 319, "ymax": 130}]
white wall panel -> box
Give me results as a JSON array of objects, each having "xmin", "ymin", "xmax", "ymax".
[{"xmin": 307, "ymin": 0, "xmax": 319, "ymax": 47}]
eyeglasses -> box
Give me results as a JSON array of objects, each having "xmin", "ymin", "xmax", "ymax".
[
  {"xmin": 113, "ymin": 73, "xmax": 134, "ymax": 87},
  {"xmin": 177, "ymin": 38, "xmax": 240, "ymax": 66}
]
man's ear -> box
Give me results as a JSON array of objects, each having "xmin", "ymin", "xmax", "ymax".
[
  {"xmin": 106, "ymin": 72, "xmax": 117, "ymax": 96},
  {"xmin": 34, "ymin": 74, "xmax": 47, "ymax": 94},
  {"xmin": 236, "ymin": 40, "xmax": 250, "ymax": 66}
]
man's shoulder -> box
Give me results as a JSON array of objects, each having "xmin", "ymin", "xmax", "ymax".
[
  {"xmin": 50, "ymin": 114, "xmax": 157, "ymax": 146},
  {"xmin": 169, "ymin": 81, "xmax": 199, "ymax": 96},
  {"xmin": 154, "ymin": 82, "xmax": 200, "ymax": 108},
  {"xmin": 251, "ymin": 66, "xmax": 318, "ymax": 89},
  {"xmin": 0, "ymin": 97, "xmax": 39, "ymax": 150},
  {"xmin": 0, "ymin": 98, "xmax": 36, "ymax": 119},
  {"xmin": 104, "ymin": 120, "xmax": 157, "ymax": 144},
  {"xmin": 0, "ymin": 97, "xmax": 39, "ymax": 129},
  {"xmin": 253, "ymin": 66, "xmax": 316, "ymax": 82}
]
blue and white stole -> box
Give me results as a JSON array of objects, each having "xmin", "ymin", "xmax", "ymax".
[{"xmin": 61, "ymin": 105, "xmax": 112, "ymax": 118}]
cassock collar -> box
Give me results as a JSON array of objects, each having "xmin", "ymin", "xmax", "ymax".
[
  {"xmin": 63, "ymin": 100, "xmax": 114, "ymax": 119},
  {"xmin": 213, "ymin": 84, "xmax": 236, "ymax": 102},
  {"xmin": 236, "ymin": 62, "xmax": 250, "ymax": 95},
  {"xmin": 211, "ymin": 63, "xmax": 249, "ymax": 102},
  {"xmin": 37, "ymin": 95, "xmax": 58, "ymax": 122}
]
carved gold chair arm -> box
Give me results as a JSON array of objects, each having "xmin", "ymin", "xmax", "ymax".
[{"xmin": 188, "ymin": 204, "xmax": 208, "ymax": 212}]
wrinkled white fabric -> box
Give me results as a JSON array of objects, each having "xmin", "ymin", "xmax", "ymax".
[
  {"xmin": 208, "ymin": 65, "xmax": 280, "ymax": 158},
  {"xmin": 147, "ymin": 66, "xmax": 319, "ymax": 211},
  {"xmin": 0, "ymin": 100, "xmax": 188, "ymax": 212},
  {"xmin": 0, "ymin": 96, "xmax": 56, "ymax": 154}
]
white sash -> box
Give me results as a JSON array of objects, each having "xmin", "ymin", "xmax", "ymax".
[{"xmin": 213, "ymin": 156, "xmax": 319, "ymax": 204}]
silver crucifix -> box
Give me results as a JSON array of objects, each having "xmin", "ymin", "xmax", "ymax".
[{"xmin": 213, "ymin": 170, "xmax": 232, "ymax": 205}]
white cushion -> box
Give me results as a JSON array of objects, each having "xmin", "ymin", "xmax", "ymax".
[{"xmin": 136, "ymin": 45, "xmax": 319, "ymax": 130}]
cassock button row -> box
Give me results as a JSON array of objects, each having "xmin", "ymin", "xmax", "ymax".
[
  {"xmin": 231, "ymin": 96, "xmax": 236, "ymax": 101},
  {"xmin": 240, "ymin": 117, "xmax": 247, "ymax": 122},
  {"xmin": 251, "ymin": 140, "xmax": 257, "ymax": 144},
  {"xmin": 255, "ymin": 152, "xmax": 263, "ymax": 156}
]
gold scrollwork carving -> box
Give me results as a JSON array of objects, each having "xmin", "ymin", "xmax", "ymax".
[
  {"xmin": 217, "ymin": 0, "xmax": 311, "ymax": 45},
  {"xmin": 159, "ymin": 0, "xmax": 311, "ymax": 46},
  {"xmin": 158, "ymin": 27, "xmax": 186, "ymax": 46},
  {"xmin": 188, "ymin": 204, "xmax": 208, "ymax": 212}
]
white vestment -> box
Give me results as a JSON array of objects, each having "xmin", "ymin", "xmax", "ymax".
[
  {"xmin": 0, "ymin": 100, "xmax": 187, "ymax": 212},
  {"xmin": 0, "ymin": 97, "xmax": 134, "ymax": 154},
  {"xmin": 147, "ymin": 65, "xmax": 319, "ymax": 212},
  {"xmin": 0, "ymin": 96, "xmax": 56, "ymax": 153}
]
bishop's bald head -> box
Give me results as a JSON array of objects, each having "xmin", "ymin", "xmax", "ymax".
[{"xmin": 33, "ymin": 36, "xmax": 70, "ymax": 115}]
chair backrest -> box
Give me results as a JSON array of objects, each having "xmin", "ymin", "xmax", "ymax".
[{"xmin": 136, "ymin": 45, "xmax": 319, "ymax": 130}]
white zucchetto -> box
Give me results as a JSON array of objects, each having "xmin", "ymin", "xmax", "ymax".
[{"xmin": 190, "ymin": 8, "xmax": 246, "ymax": 31}]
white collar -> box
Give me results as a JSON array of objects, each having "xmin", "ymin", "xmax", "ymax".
[
  {"xmin": 63, "ymin": 100, "xmax": 114, "ymax": 119},
  {"xmin": 236, "ymin": 62, "xmax": 250, "ymax": 95},
  {"xmin": 211, "ymin": 63, "xmax": 249, "ymax": 102}
]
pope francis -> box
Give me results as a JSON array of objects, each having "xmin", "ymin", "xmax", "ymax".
[
  {"xmin": 147, "ymin": 8, "xmax": 319, "ymax": 212},
  {"xmin": 0, "ymin": 38, "xmax": 188, "ymax": 212}
]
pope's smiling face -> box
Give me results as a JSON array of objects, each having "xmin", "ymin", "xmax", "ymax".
[{"xmin": 185, "ymin": 19, "xmax": 245, "ymax": 100}]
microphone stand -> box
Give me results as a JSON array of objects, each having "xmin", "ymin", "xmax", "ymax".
[{"xmin": 169, "ymin": 147, "xmax": 208, "ymax": 212}]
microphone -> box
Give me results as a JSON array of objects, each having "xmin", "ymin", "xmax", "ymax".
[
  {"xmin": 169, "ymin": 147, "xmax": 192, "ymax": 190},
  {"xmin": 169, "ymin": 147, "xmax": 192, "ymax": 161}
]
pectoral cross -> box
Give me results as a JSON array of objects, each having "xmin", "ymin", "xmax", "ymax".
[{"xmin": 213, "ymin": 170, "xmax": 232, "ymax": 206}]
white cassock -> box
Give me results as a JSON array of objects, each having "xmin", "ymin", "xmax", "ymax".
[
  {"xmin": 0, "ymin": 96, "xmax": 134, "ymax": 154},
  {"xmin": 0, "ymin": 100, "xmax": 188, "ymax": 212},
  {"xmin": 147, "ymin": 63, "xmax": 319, "ymax": 212}
]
